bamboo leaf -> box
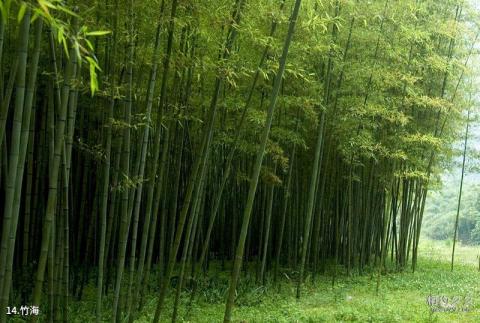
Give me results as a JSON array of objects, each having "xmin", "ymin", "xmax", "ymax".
[
  {"xmin": 0, "ymin": 3, "xmax": 5, "ymax": 25},
  {"xmin": 86, "ymin": 56, "xmax": 99, "ymax": 95},
  {"xmin": 17, "ymin": 2, "xmax": 27, "ymax": 23},
  {"xmin": 0, "ymin": 0, "xmax": 12, "ymax": 25},
  {"xmin": 62, "ymin": 37, "xmax": 69, "ymax": 58},
  {"xmin": 37, "ymin": 0, "xmax": 53, "ymax": 20},
  {"xmin": 55, "ymin": 5, "xmax": 80, "ymax": 18},
  {"xmin": 86, "ymin": 30, "xmax": 111, "ymax": 37}
]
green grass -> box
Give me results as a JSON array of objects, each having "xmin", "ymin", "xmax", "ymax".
[
  {"xmin": 420, "ymin": 239, "xmax": 479, "ymax": 267},
  {"xmin": 24, "ymin": 239, "xmax": 478, "ymax": 322},
  {"xmin": 135, "ymin": 239, "xmax": 480, "ymax": 323}
]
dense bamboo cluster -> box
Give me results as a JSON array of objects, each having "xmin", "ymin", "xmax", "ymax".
[{"xmin": 0, "ymin": 0, "xmax": 477, "ymax": 322}]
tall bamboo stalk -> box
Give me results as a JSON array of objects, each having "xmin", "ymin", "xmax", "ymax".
[
  {"xmin": 224, "ymin": 0, "xmax": 302, "ymax": 320},
  {"xmin": 451, "ymin": 109, "xmax": 470, "ymax": 271}
]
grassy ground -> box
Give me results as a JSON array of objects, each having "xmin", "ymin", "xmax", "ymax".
[
  {"xmin": 30, "ymin": 239, "xmax": 478, "ymax": 322},
  {"xmin": 134, "ymin": 239, "xmax": 480, "ymax": 323}
]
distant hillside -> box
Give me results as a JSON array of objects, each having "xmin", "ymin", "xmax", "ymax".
[{"xmin": 422, "ymin": 123, "xmax": 480, "ymax": 245}]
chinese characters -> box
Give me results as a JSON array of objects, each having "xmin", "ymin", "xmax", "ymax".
[
  {"xmin": 426, "ymin": 295, "xmax": 473, "ymax": 313},
  {"xmin": 6, "ymin": 306, "xmax": 40, "ymax": 316}
]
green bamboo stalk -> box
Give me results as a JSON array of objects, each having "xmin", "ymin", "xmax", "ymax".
[
  {"xmin": 0, "ymin": 10, "xmax": 4, "ymax": 73},
  {"xmin": 96, "ymin": 1, "xmax": 119, "ymax": 314},
  {"xmin": 296, "ymin": 111, "xmax": 325, "ymax": 298},
  {"xmin": 223, "ymin": 0, "xmax": 302, "ymax": 320},
  {"xmin": 112, "ymin": 0, "xmax": 135, "ymax": 318},
  {"xmin": 172, "ymin": 160, "xmax": 207, "ymax": 322},
  {"xmin": 127, "ymin": 6, "xmax": 167, "ymax": 321},
  {"xmin": 189, "ymin": 0, "xmax": 286, "ymax": 304},
  {"xmin": 96, "ymin": 69, "xmax": 115, "ymax": 323},
  {"xmin": 260, "ymin": 163, "xmax": 277, "ymax": 285},
  {"xmin": 153, "ymin": 2, "xmax": 245, "ymax": 320},
  {"xmin": 0, "ymin": 59, "xmax": 18, "ymax": 147},
  {"xmin": 0, "ymin": 17, "xmax": 43, "ymax": 323},
  {"xmin": 0, "ymin": 8, "xmax": 31, "ymax": 306},
  {"xmin": 451, "ymin": 109, "xmax": 470, "ymax": 271},
  {"xmin": 31, "ymin": 19, "xmax": 78, "ymax": 314},
  {"xmin": 274, "ymin": 138, "xmax": 297, "ymax": 284}
]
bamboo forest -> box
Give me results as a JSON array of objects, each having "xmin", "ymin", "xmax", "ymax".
[{"xmin": 2, "ymin": 0, "xmax": 480, "ymax": 322}]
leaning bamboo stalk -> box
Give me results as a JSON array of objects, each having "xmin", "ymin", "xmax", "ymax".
[
  {"xmin": 0, "ymin": 59, "xmax": 18, "ymax": 148},
  {"xmin": 0, "ymin": 9, "xmax": 31, "ymax": 306},
  {"xmin": 224, "ymin": 0, "xmax": 302, "ymax": 320},
  {"xmin": 189, "ymin": 1, "xmax": 286, "ymax": 303},
  {"xmin": 260, "ymin": 163, "xmax": 277, "ymax": 285},
  {"xmin": 112, "ymin": 0, "xmax": 135, "ymax": 319},
  {"xmin": 153, "ymin": 1, "xmax": 245, "ymax": 320},
  {"xmin": 96, "ymin": 0, "xmax": 119, "ymax": 316},
  {"xmin": 296, "ymin": 110, "xmax": 325, "ymax": 298},
  {"xmin": 0, "ymin": 17, "xmax": 43, "ymax": 323},
  {"xmin": 127, "ymin": 5, "xmax": 168, "ymax": 321},
  {"xmin": 274, "ymin": 135, "xmax": 297, "ymax": 284},
  {"xmin": 451, "ymin": 108, "xmax": 470, "ymax": 271},
  {"xmin": 172, "ymin": 160, "xmax": 208, "ymax": 322},
  {"xmin": 297, "ymin": 0, "xmax": 340, "ymax": 295},
  {"xmin": 31, "ymin": 18, "xmax": 78, "ymax": 314},
  {"xmin": 0, "ymin": 12, "xmax": 4, "ymax": 75}
]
